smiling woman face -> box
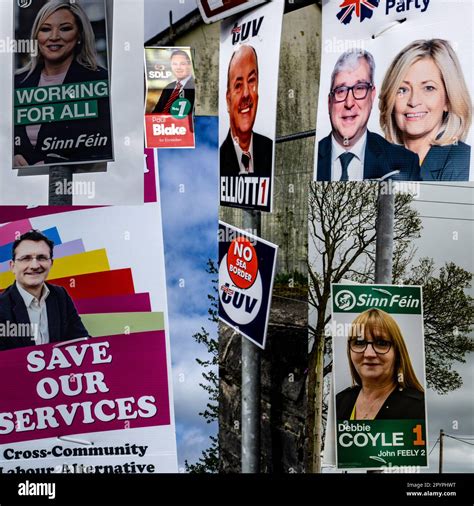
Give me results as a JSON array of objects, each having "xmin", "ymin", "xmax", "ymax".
[
  {"xmin": 37, "ymin": 8, "xmax": 80, "ymax": 66},
  {"xmin": 350, "ymin": 325, "xmax": 396, "ymax": 387},
  {"xmin": 394, "ymin": 58, "xmax": 448, "ymax": 143}
]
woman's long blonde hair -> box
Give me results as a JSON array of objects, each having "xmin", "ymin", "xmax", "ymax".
[
  {"xmin": 380, "ymin": 39, "xmax": 472, "ymax": 146},
  {"xmin": 19, "ymin": 0, "xmax": 100, "ymax": 79}
]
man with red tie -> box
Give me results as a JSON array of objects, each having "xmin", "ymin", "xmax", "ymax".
[{"xmin": 152, "ymin": 49, "xmax": 195, "ymax": 114}]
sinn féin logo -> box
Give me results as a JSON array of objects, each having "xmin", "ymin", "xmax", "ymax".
[
  {"xmin": 334, "ymin": 290, "xmax": 357, "ymax": 311},
  {"xmin": 337, "ymin": 0, "xmax": 380, "ymax": 25}
]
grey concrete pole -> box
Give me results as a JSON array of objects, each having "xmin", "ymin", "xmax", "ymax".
[
  {"xmin": 375, "ymin": 182, "xmax": 395, "ymax": 284},
  {"xmin": 241, "ymin": 209, "xmax": 261, "ymax": 473},
  {"xmin": 371, "ymin": 182, "xmax": 395, "ymax": 474},
  {"xmin": 48, "ymin": 166, "xmax": 73, "ymax": 206}
]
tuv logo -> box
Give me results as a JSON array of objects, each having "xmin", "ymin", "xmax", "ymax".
[
  {"xmin": 337, "ymin": 0, "xmax": 380, "ymax": 25},
  {"xmin": 231, "ymin": 16, "xmax": 264, "ymax": 45},
  {"xmin": 221, "ymin": 284, "xmax": 259, "ymax": 314}
]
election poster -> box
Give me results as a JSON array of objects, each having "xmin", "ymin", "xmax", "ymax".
[
  {"xmin": 197, "ymin": 0, "xmax": 268, "ymax": 24},
  {"xmin": 218, "ymin": 222, "xmax": 278, "ymax": 349},
  {"xmin": 219, "ymin": 0, "xmax": 284, "ymax": 212},
  {"xmin": 0, "ymin": 151, "xmax": 178, "ymax": 473},
  {"xmin": 331, "ymin": 283, "xmax": 428, "ymax": 470},
  {"xmin": 145, "ymin": 47, "xmax": 195, "ymax": 149},
  {"xmin": 13, "ymin": 0, "xmax": 113, "ymax": 169},
  {"xmin": 314, "ymin": 0, "xmax": 473, "ymax": 182}
]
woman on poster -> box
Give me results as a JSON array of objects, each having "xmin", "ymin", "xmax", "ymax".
[
  {"xmin": 336, "ymin": 308, "xmax": 425, "ymax": 421},
  {"xmin": 14, "ymin": 0, "xmax": 112, "ymax": 168},
  {"xmin": 379, "ymin": 39, "xmax": 472, "ymax": 181}
]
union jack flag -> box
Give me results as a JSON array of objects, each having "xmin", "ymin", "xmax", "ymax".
[{"xmin": 337, "ymin": 0, "xmax": 380, "ymax": 25}]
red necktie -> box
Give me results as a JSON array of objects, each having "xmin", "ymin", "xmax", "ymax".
[
  {"xmin": 163, "ymin": 81, "xmax": 183, "ymax": 113},
  {"xmin": 241, "ymin": 152, "xmax": 251, "ymax": 172}
]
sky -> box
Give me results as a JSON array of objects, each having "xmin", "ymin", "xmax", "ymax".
[
  {"xmin": 411, "ymin": 183, "xmax": 474, "ymax": 473},
  {"xmin": 149, "ymin": 0, "xmax": 474, "ymax": 475},
  {"xmin": 159, "ymin": 116, "xmax": 218, "ymax": 470}
]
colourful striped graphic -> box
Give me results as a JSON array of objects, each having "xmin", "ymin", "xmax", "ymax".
[
  {"xmin": 0, "ymin": 227, "xmax": 62, "ymax": 263},
  {"xmin": 0, "ymin": 220, "xmax": 33, "ymax": 246},
  {"xmin": 74, "ymin": 293, "xmax": 151, "ymax": 314},
  {"xmin": 0, "ymin": 249, "xmax": 109, "ymax": 289},
  {"xmin": 49, "ymin": 268, "xmax": 135, "ymax": 300},
  {"xmin": 1, "ymin": 216, "xmax": 162, "ymax": 344},
  {"xmin": 81, "ymin": 312, "xmax": 164, "ymax": 337},
  {"xmin": 0, "ymin": 238, "xmax": 85, "ymax": 273}
]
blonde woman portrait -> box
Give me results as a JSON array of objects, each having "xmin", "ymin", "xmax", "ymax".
[
  {"xmin": 14, "ymin": 0, "xmax": 112, "ymax": 168},
  {"xmin": 336, "ymin": 308, "xmax": 425, "ymax": 421},
  {"xmin": 380, "ymin": 39, "xmax": 472, "ymax": 181}
]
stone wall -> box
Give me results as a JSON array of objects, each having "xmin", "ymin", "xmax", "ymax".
[{"xmin": 219, "ymin": 296, "xmax": 308, "ymax": 473}]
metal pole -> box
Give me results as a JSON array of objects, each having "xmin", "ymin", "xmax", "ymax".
[
  {"xmin": 375, "ymin": 182, "xmax": 395, "ymax": 284},
  {"xmin": 369, "ymin": 181, "xmax": 395, "ymax": 474},
  {"xmin": 241, "ymin": 209, "xmax": 261, "ymax": 473},
  {"xmin": 48, "ymin": 166, "xmax": 73, "ymax": 206},
  {"xmin": 439, "ymin": 429, "xmax": 444, "ymax": 474}
]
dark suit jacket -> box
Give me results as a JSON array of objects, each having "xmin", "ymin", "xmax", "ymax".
[
  {"xmin": 14, "ymin": 60, "xmax": 112, "ymax": 166},
  {"xmin": 336, "ymin": 385, "xmax": 425, "ymax": 420},
  {"xmin": 0, "ymin": 283, "xmax": 89, "ymax": 351},
  {"xmin": 421, "ymin": 142, "xmax": 470, "ymax": 181},
  {"xmin": 317, "ymin": 131, "xmax": 420, "ymax": 181},
  {"xmin": 152, "ymin": 76, "xmax": 195, "ymax": 114},
  {"xmin": 220, "ymin": 130, "xmax": 273, "ymax": 177}
]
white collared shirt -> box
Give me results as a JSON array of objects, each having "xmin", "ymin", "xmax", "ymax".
[
  {"xmin": 16, "ymin": 282, "xmax": 50, "ymax": 345},
  {"xmin": 331, "ymin": 132, "xmax": 367, "ymax": 181},
  {"xmin": 176, "ymin": 74, "xmax": 192, "ymax": 89},
  {"xmin": 232, "ymin": 134, "xmax": 254, "ymax": 175}
]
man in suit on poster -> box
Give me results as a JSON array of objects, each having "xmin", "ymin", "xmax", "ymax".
[
  {"xmin": 317, "ymin": 49, "xmax": 420, "ymax": 181},
  {"xmin": 153, "ymin": 49, "xmax": 195, "ymax": 114},
  {"xmin": 220, "ymin": 44, "xmax": 273, "ymax": 178},
  {"xmin": 0, "ymin": 230, "xmax": 89, "ymax": 351}
]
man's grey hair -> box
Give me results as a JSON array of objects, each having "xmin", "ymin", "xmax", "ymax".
[{"xmin": 330, "ymin": 49, "xmax": 376, "ymax": 92}]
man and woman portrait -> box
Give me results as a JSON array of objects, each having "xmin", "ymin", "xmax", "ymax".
[{"xmin": 317, "ymin": 39, "xmax": 472, "ymax": 182}]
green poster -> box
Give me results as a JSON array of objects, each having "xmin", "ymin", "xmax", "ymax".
[{"xmin": 331, "ymin": 283, "xmax": 427, "ymax": 470}]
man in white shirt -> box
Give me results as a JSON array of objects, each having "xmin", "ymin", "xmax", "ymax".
[
  {"xmin": 220, "ymin": 44, "xmax": 273, "ymax": 178},
  {"xmin": 0, "ymin": 230, "xmax": 89, "ymax": 351},
  {"xmin": 317, "ymin": 49, "xmax": 420, "ymax": 181}
]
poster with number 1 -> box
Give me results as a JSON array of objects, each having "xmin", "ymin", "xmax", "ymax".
[{"xmin": 331, "ymin": 283, "xmax": 428, "ymax": 470}]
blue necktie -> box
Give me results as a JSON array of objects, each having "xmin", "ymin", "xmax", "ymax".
[{"xmin": 339, "ymin": 152, "xmax": 355, "ymax": 181}]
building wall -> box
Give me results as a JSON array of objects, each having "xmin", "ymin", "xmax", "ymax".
[
  {"xmin": 170, "ymin": 4, "xmax": 322, "ymax": 275},
  {"xmin": 219, "ymin": 297, "xmax": 308, "ymax": 473}
]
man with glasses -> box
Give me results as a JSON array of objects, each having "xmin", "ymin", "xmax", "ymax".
[
  {"xmin": 0, "ymin": 230, "xmax": 89, "ymax": 351},
  {"xmin": 317, "ymin": 49, "xmax": 420, "ymax": 181}
]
